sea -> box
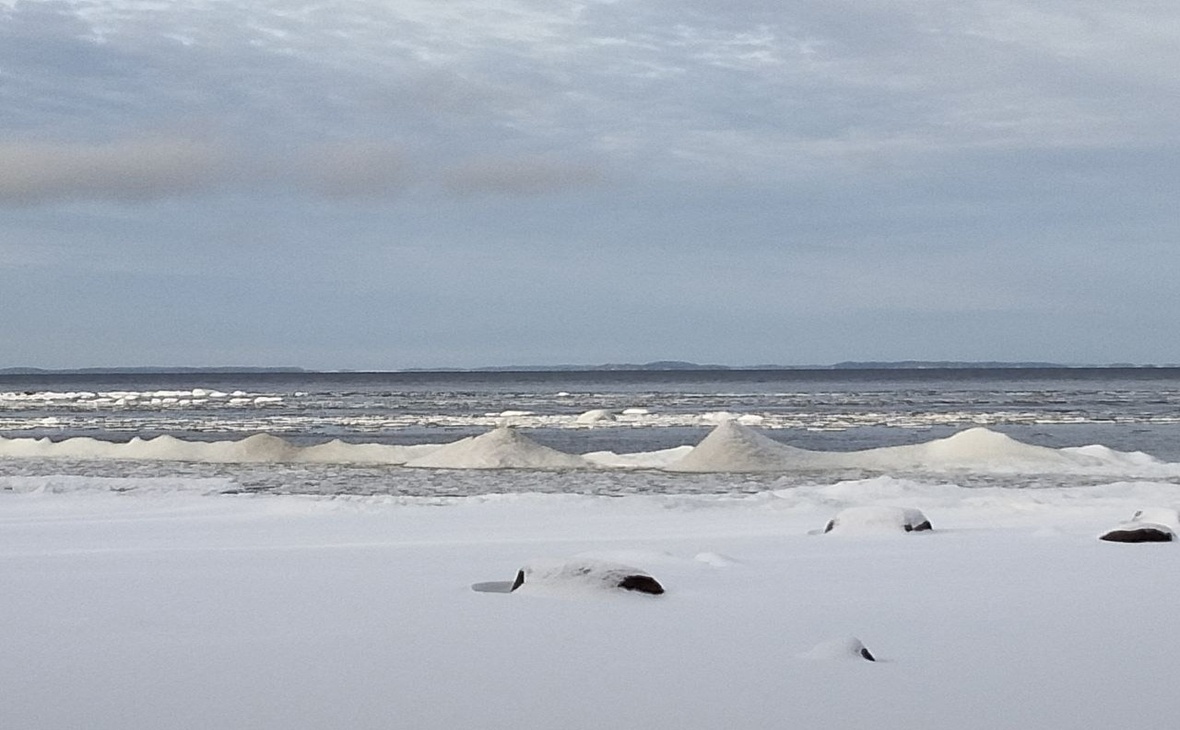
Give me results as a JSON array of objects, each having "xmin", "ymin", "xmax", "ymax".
[{"xmin": 3, "ymin": 367, "xmax": 1180, "ymax": 498}]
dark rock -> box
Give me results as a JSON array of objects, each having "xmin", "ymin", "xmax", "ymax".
[
  {"xmin": 510, "ymin": 569, "xmax": 526, "ymax": 591},
  {"xmin": 617, "ymin": 574, "xmax": 665, "ymax": 595},
  {"xmin": 859, "ymin": 646, "xmax": 876, "ymax": 662},
  {"xmin": 1099, "ymin": 526, "xmax": 1175, "ymax": 543}
]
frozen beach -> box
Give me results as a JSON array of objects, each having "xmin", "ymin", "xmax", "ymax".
[
  {"xmin": 5, "ymin": 477, "xmax": 1180, "ymax": 729},
  {"xmin": 4, "ymin": 369, "xmax": 1180, "ymax": 728}
]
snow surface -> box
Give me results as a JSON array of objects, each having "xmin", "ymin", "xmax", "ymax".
[{"xmin": 5, "ymin": 477, "xmax": 1180, "ymax": 729}]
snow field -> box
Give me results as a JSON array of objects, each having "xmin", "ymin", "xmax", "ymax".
[{"xmin": 4, "ymin": 484, "xmax": 1180, "ymax": 729}]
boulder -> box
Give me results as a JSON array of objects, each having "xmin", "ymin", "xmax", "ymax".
[{"xmin": 1099, "ymin": 522, "xmax": 1175, "ymax": 543}]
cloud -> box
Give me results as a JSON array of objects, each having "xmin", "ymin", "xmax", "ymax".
[
  {"xmin": 442, "ymin": 155, "xmax": 603, "ymax": 196},
  {"xmin": 0, "ymin": 137, "xmax": 233, "ymax": 204},
  {"xmin": 291, "ymin": 141, "xmax": 409, "ymax": 198}
]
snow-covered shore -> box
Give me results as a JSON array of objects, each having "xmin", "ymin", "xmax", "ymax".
[{"xmin": 4, "ymin": 479, "xmax": 1180, "ymax": 729}]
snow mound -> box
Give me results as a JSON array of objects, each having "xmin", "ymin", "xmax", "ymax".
[
  {"xmin": 0, "ymin": 433, "xmax": 433, "ymax": 465},
  {"xmin": 851, "ymin": 427, "xmax": 1082, "ymax": 472},
  {"xmin": 821, "ymin": 506, "xmax": 932, "ymax": 535},
  {"xmin": 403, "ymin": 426, "xmax": 590, "ymax": 470},
  {"xmin": 575, "ymin": 409, "xmax": 616, "ymax": 425},
  {"xmin": 801, "ymin": 637, "xmax": 877, "ymax": 662},
  {"xmin": 1130, "ymin": 507, "xmax": 1180, "ymax": 527},
  {"xmin": 479, "ymin": 558, "xmax": 665, "ymax": 596},
  {"xmin": 666, "ymin": 420, "xmax": 832, "ymax": 472}
]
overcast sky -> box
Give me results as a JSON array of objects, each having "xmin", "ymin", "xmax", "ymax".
[{"xmin": 2, "ymin": 0, "xmax": 1178, "ymax": 369}]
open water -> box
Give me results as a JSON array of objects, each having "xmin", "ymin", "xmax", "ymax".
[{"xmin": 3, "ymin": 368, "xmax": 1180, "ymax": 496}]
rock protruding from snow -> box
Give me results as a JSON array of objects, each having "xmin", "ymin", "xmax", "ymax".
[
  {"xmin": 822, "ymin": 506, "xmax": 933, "ymax": 535},
  {"xmin": 403, "ymin": 426, "xmax": 590, "ymax": 470},
  {"xmin": 1098, "ymin": 522, "xmax": 1176, "ymax": 543},
  {"xmin": 507, "ymin": 558, "xmax": 665, "ymax": 595},
  {"xmin": 801, "ymin": 637, "xmax": 878, "ymax": 662},
  {"xmin": 666, "ymin": 420, "xmax": 831, "ymax": 472}
]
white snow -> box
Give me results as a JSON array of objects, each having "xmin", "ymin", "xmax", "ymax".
[
  {"xmin": 575, "ymin": 408, "xmax": 616, "ymax": 425},
  {"xmin": 1131, "ymin": 507, "xmax": 1180, "ymax": 526},
  {"xmin": 819, "ymin": 505, "xmax": 932, "ymax": 535},
  {"xmin": 402, "ymin": 425, "xmax": 591, "ymax": 470},
  {"xmin": 582, "ymin": 445, "xmax": 693, "ymax": 469},
  {"xmin": 505, "ymin": 557, "xmax": 664, "ymax": 596},
  {"xmin": 665, "ymin": 420, "xmax": 836, "ymax": 472},
  {"xmin": 5, "ymin": 479, "xmax": 1180, "ymax": 729},
  {"xmin": 849, "ymin": 426, "xmax": 1084, "ymax": 471},
  {"xmin": 800, "ymin": 636, "xmax": 877, "ymax": 662}
]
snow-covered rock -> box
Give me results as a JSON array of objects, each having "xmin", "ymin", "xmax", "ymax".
[
  {"xmin": 1098, "ymin": 522, "xmax": 1175, "ymax": 543},
  {"xmin": 821, "ymin": 506, "xmax": 933, "ymax": 535},
  {"xmin": 475, "ymin": 558, "xmax": 665, "ymax": 596}
]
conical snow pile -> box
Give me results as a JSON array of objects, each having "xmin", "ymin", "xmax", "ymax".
[
  {"xmin": 403, "ymin": 426, "xmax": 591, "ymax": 470},
  {"xmin": 666, "ymin": 420, "xmax": 832, "ymax": 473},
  {"xmin": 849, "ymin": 427, "xmax": 1081, "ymax": 472}
]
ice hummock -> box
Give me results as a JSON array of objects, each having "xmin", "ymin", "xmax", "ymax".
[
  {"xmin": 2, "ymin": 424, "xmax": 1178, "ymax": 479},
  {"xmin": 665, "ymin": 420, "xmax": 836, "ymax": 472},
  {"xmin": 848, "ymin": 427, "xmax": 1085, "ymax": 471},
  {"xmin": 403, "ymin": 426, "xmax": 591, "ymax": 470}
]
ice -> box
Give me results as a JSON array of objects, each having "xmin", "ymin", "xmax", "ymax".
[
  {"xmin": 582, "ymin": 445, "xmax": 694, "ymax": 469},
  {"xmin": 575, "ymin": 408, "xmax": 616, "ymax": 424},
  {"xmin": 402, "ymin": 426, "xmax": 591, "ymax": 470},
  {"xmin": 3, "ymin": 424, "xmax": 1180, "ymax": 479},
  {"xmin": 850, "ymin": 427, "xmax": 1082, "ymax": 471},
  {"xmin": 297, "ymin": 439, "xmax": 440, "ymax": 465},
  {"xmin": 665, "ymin": 420, "xmax": 837, "ymax": 472}
]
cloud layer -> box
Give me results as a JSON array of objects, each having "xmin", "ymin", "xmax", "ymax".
[{"xmin": 2, "ymin": 0, "xmax": 1179, "ymax": 366}]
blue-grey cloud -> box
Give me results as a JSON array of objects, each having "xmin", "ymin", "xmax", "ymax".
[{"xmin": 3, "ymin": 0, "xmax": 1180, "ymax": 367}]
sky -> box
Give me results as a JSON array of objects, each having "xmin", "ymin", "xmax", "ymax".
[{"xmin": 2, "ymin": 0, "xmax": 1179, "ymax": 370}]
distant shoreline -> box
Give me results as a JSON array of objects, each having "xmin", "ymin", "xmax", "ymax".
[{"xmin": 1, "ymin": 361, "xmax": 1176, "ymax": 376}]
